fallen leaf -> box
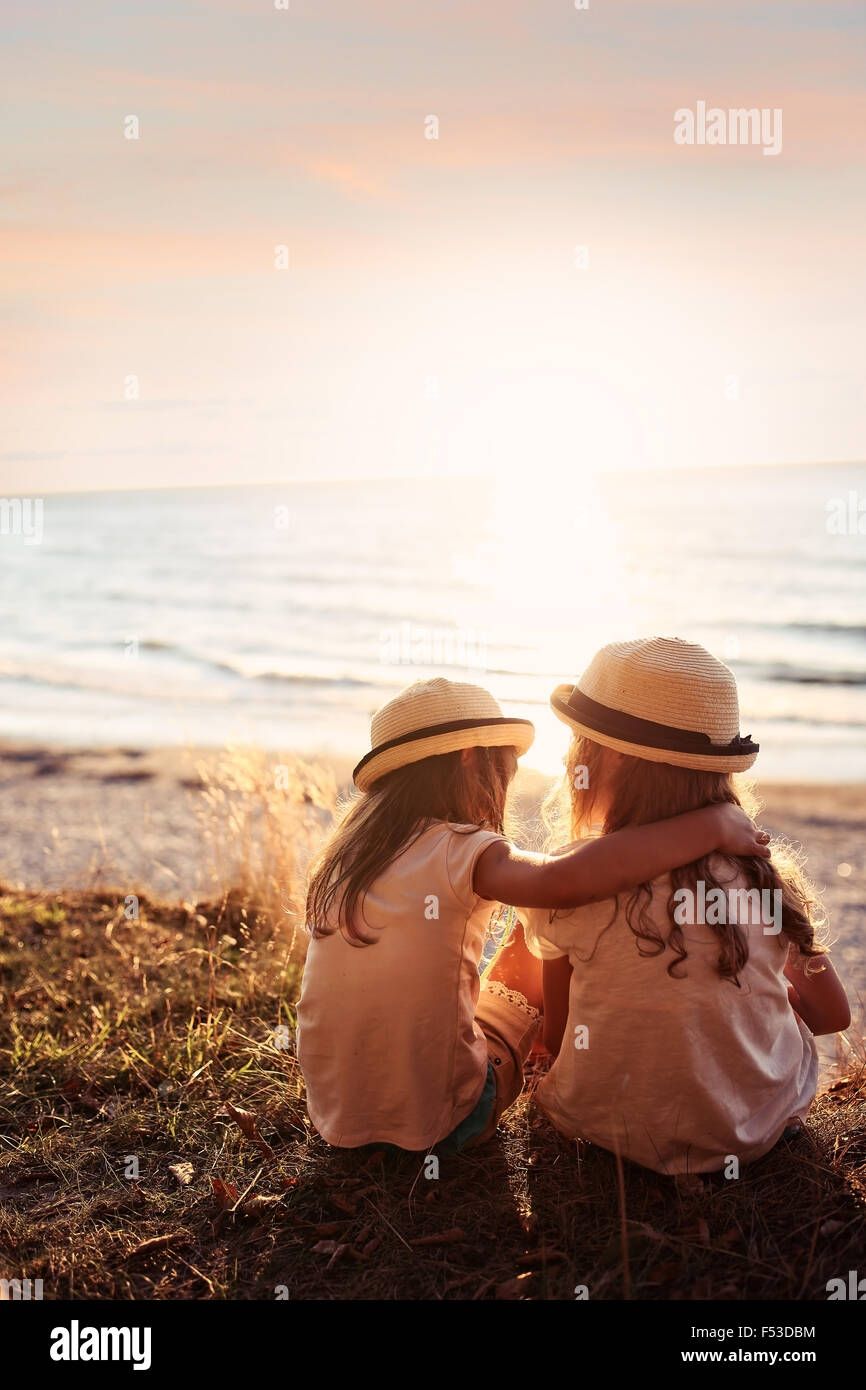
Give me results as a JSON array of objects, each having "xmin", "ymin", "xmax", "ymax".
[
  {"xmin": 169, "ymin": 1162, "xmax": 194, "ymax": 1186},
  {"xmin": 410, "ymin": 1227, "xmax": 467, "ymax": 1248},
  {"xmin": 222, "ymin": 1101, "xmax": 276, "ymax": 1162},
  {"xmin": 311, "ymin": 1239, "xmax": 343, "ymax": 1255},
  {"xmin": 220, "ymin": 1102, "xmax": 257, "ymax": 1136},
  {"xmin": 128, "ymin": 1232, "xmax": 189, "ymax": 1258},
  {"xmin": 328, "ymin": 1193, "xmax": 358, "ymax": 1215},
  {"xmin": 312, "ymin": 1221, "xmax": 344, "ymax": 1239},
  {"xmin": 211, "ymin": 1177, "xmax": 239, "ymax": 1209},
  {"xmin": 312, "ymin": 1239, "xmax": 348, "ymax": 1269},
  {"xmin": 241, "ymin": 1194, "xmax": 285, "ymax": 1217}
]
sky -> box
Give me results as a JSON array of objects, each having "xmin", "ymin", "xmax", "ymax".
[{"xmin": 2, "ymin": 0, "xmax": 865, "ymax": 492}]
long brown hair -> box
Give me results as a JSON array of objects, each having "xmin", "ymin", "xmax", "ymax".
[
  {"xmin": 306, "ymin": 744, "xmax": 517, "ymax": 945},
  {"xmin": 543, "ymin": 734, "xmax": 825, "ymax": 985}
]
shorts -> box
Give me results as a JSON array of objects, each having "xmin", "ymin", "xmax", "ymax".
[{"xmin": 444, "ymin": 980, "xmax": 541, "ymax": 1151}]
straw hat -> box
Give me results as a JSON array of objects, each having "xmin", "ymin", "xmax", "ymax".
[
  {"xmin": 550, "ymin": 638, "xmax": 758, "ymax": 772},
  {"xmin": 353, "ymin": 677, "xmax": 535, "ymax": 790}
]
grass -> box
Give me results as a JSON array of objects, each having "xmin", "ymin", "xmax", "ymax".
[{"xmin": 0, "ymin": 753, "xmax": 864, "ymax": 1301}]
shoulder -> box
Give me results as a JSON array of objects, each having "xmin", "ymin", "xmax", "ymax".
[
  {"xmin": 522, "ymin": 905, "xmax": 565, "ymax": 959},
  {"xmin": 523, "ymin": 896, "xmax": 615, "ymax": 959},
  {"xmin": 440, "ymin": 823, "xmax": 509, "ymax": 911}
]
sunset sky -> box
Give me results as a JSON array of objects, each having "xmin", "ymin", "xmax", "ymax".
[{"xmin": 2, "ymin": 0, "xmax": 865, "ymax": 492}]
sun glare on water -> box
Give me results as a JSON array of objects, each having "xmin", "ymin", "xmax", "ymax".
[{"xmin": 448, "ymin": 449, "xmax": 652, "ymax": 778}]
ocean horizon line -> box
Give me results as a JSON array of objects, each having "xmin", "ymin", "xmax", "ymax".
[{"xmin": 2, "ymin": 457, "xmax": 864, "ymax": 500}]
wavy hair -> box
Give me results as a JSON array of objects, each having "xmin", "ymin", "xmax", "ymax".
[{"xmin": 542, "ymin": 734, "xmax": 826, "ymax": 986}]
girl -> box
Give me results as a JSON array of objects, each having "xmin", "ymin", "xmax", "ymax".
[
  {"xmin": 296, "ymin": 675, "xmax": 770, "ymax": 1154},
  {"xmin": 525, "ymin": 637, "xmax": 850, "ymax": 1175}
]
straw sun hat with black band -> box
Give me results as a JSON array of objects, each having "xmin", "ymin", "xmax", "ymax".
[
  {"xmin": 550, "ymin": 637, "xmax": 759, "ymax": 773},
  {"xmin": 353, "ymin": 677, "xmax": 535, "ymax": 791}
]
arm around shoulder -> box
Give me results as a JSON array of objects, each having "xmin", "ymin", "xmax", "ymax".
[{"xmin": 472, "ymin": 804, "xmax": 770, "ymax": 910}]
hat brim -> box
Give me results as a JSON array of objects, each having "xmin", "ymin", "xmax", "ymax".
[
  {"xmin": 354, "ymin": 720, "xmax": 535, "ymax": 791},
  {"xmin": 550, "ymin": 685, "xmax": 758, "ymax": 774}
]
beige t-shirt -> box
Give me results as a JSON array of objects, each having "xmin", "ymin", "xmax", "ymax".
[
  {"xmin": 524, "ymin": 856, "xmax": 819, "ymax": 1175},
  {"xmin": 296, "ymin": 822, "xmax": 505, "ymax": 1150}
]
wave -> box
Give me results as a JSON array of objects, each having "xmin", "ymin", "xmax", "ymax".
[
  {"xmin": 713, "ymin": 619, "xmax": 866, "ymax": 641},
  {"xmin": 487, "ymin": 662, "xmax": 866, "ymax": 690},
  {"xmin": 0, "ymin": 656, "xmax": 395, "ymax": 701},
  {"xmin": 138, "ymin": 643, "xmax": 390, "ymax": 689},
  {"xmin": 734, "ymin": 660, "xmax": 866, "ymax": 687}
]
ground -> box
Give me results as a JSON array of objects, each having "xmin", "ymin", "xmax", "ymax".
[{"xmin": 1, "ymin": 887, "xmax": 864, "ymax": 1301}]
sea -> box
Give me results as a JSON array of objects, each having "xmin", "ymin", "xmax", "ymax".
[{"xmin": 1, "ymin": 462, "xmax": 864, "ymax": 782}]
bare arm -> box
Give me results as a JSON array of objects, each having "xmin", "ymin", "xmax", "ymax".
[
  {"xmin": 541, "ymin": 956, "xmax": 573, "ymax": 1054},
  {"xmin": 474, "ymin": 803, "xmax": 770, "ymax": 909},
  {"xmin": 784, "ymin": 950, "xmax": 850, "ymax": 1036}
]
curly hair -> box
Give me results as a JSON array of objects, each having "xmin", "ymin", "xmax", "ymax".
[{"xmin": 542, "ymin": 734, "xmax": 826, "ymax": 986}]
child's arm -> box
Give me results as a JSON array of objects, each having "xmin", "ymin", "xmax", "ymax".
[
  {"xmin": 474, "ymin": 803, "xmax": 770, "ymax": 909},
  {"xmin": 541, "ymin": 956, "xmax": 573, "ymax": 1053},
  {"xmin": 784, "ymin": 950, "xmax": 850, "ymax": 1036}
]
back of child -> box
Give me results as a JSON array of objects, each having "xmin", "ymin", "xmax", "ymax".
[
  {"xmin": 527, "ymin": 637, "xmax": 848, "ymax": 1175},
  {"xmin": 297, "ymin": 678, "xmax": 542, "ymax": 1154},
  {"xmin": 525, "ymin": 856, "xmax": 819, "ymax": 1174},
  {"xmin": 298, "ymin": 819, "xmax": 527, "ymax": 1150}
]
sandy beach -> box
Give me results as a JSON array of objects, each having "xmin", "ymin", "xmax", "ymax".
[{"xmin": 0, "ymin": 742, "xmax": 862, "ymax": 1043}]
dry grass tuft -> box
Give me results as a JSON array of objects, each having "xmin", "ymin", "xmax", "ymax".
[{"xmin": 193, "ymin": 745, "xmax": 336, "ymax": 945}]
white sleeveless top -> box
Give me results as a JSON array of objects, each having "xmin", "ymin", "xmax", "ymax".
[{"xmin": 524, "ymin": 856, "xmax": 818, "ymax": 1174}]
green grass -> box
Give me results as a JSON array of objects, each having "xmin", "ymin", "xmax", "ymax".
[{"xmin": 1, "ymin": 885, "xmax": 864, "ymax": 1301}]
